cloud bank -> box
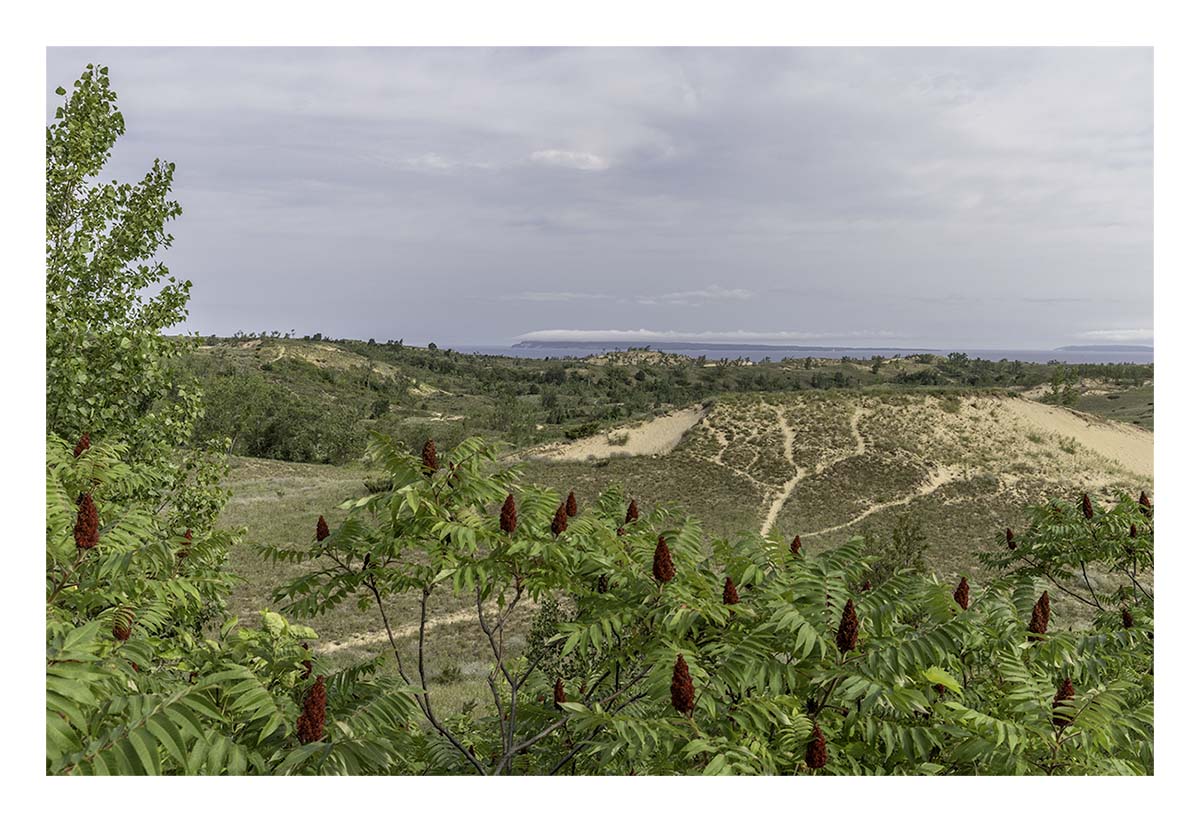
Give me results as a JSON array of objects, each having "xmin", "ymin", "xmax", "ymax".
[{"xmin": 45, "ymin": 47, "xmax": 1152, "ymax": 349}]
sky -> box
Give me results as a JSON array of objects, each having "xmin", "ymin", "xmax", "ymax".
[{"xmin": 46, "ymin": 47, "xmax": 1153, "ymax": 349}]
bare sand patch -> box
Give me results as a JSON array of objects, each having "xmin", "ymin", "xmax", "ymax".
[
  {"xmin": 316, "ymin": 599, "xmax": 535, "ymax": 655},
  {"xmin": 1001, "ymin": 398, "xmax": 1152, "ymax": 479},
  {"xmin": 524, "ymin": 405, "xmax": 706, "ymax": 463}
]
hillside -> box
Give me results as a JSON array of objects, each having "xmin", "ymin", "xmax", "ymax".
[
  {"xmin": 185, "ymin": 336, "xmax": 1153, "ymax": 465},
  {"xmin": 220, "ymin": 384, "xmax": 1152, "ymax": 710}
]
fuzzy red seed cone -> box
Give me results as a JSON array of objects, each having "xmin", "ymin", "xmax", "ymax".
[
  {"xmin": 1081, "ymin": 493, "xmax": 1094, "ymax": 520},
  {"xmin": 551, "ymin": 503, "xmax": 569, "ymax": 536},
  {"xmin": 1028, "ymin": 591, "xmax": 1051, "ymax": 638},
  {"xmin": 315, "ymin": 515, "xmax": 330, "ymax": 543},
  {"xmin": 790, "ymin": 535, "xmax": 802, "ymax": 555},
  {"xmin": 565, "ymin": 491, "xmax": 578, "ymax": 517},
  {"xmin": 1139, "ymin": 491, "xmax": 1152, "ymax": 517},
  {"xmin": 652, "ymin": 536, "xmax": 676, "ymax": 583},
  {"xmin": 836, "ymin": 598, "xmax": 859, "ymax": 653},
  {"xmin": 953, "ymin": 577, "xmax": 970, "ymax": 610},
  {"xmin": 934, "ymin": 683, "xmax": 946, "ymax": 697},
  {"xmin": 625, "ymin": 499, "xmax": 639, "ymax": 524},
  {"xmin": 1129, "ymin": 523, "xmax": 1137, "ymax": 539},
  {"xmin": 74, "ymin": 493, "xmax": 100, "ymax": 551},
  {"xmin": 723, "ymin": 576, "xmax": 740, "ymax": 605},
  {"xmin": 1122, "ymin": 608, "xmax": 1134, "ymax": 629},
  {"xmin": 421, "ymin": 439, "xmax": 438, "ymax": 474},
  {"xmin": 296, "ymin": 675, "xmax": 327, "ymax": 743},
  {"xmin": 73, "ymin": 432, "xmax": 91, "ymax": 458},
  {"xmin": 860, "ymin": 579, "xmax": 872, "ymax": 593},
  {"xmin": 553, "ymin": 678, "xmax": 566, "ymax": 708},
  {"xmin": 1006, "ymin": 528, "xmax": 1017, "ymax": 550},
  {"xmin": 670, "ymin": 655, "xmax": 695, "ymax": 715},
  {"xmin": 1051, "ymin": 678, "xmax": 1075, "ymax": 727},
  {"xmin": 111, "ymin": 608, "xmax": 134, "ymax": 642},
  {"xmin": 805, "ymin": 721, "xmax": 828, "ymax": 770},
  {"xmin": 500, "ymin": 494, "xmax": 518, "ymax": 534}
]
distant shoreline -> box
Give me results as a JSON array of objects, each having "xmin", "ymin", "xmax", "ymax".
[
  {"xmin": 512, "ymin": 340, "xmax": 1154, "ymax": 354},
  {"xmin": 512, "ymin": 340, "xmax": 940, "ymax": 353},
  {"xmin": 446, "ymin": 341, "xmax": 1154, "ymax": 365}
]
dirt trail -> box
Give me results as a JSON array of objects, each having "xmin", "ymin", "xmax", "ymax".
[
  {"xmin": 799, "ymin": 463, "xmax": 958, "ymax": 539},
  {"xmin": 316, "ymin": 599, "xmax": 536, "ymax": 654},
  {"xmin": 760, "ymin": 405, "xmax": 868, "ymax": 536},
  {"xmin": 521, "ymin": 405, "xmax": 706, "ymax": 462},
  {"xmin": 759, "ymin": 406, "xmax": 804, "ymax": 536},
  {"xmin": 1002, "ymin": 398, "xmax": 1153, "ymax": 478}
]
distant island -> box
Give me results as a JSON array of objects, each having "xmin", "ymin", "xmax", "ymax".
[
  {"xmin": 513, "ymin": 340, "xmax": 938, "ymax": 353},
  {"xmin": 1054, "ymin": 345, "xmax": 1154, "ymax": 352}
]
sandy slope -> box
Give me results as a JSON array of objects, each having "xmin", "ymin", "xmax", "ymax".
[
  {"xmin": 524, "ymin": 405, "xmax": 706, "ymax": 462},
  {"xmin": 1001, "ymin": 398, "xmax": 1153, "ymax": 478}
]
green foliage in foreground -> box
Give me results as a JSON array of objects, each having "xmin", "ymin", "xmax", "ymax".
[
  {"xmin": 48, "ymin": 431, "xmax": 1153, "ymax": 774},
  {"xmin": 266, "ymin": 435, "xmax": 1151, "ymax": 775}
]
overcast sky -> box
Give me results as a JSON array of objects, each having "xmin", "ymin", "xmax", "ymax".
[{"xmin": 46, "ymin": 47, "xmax": 1152, "ymax": 349}]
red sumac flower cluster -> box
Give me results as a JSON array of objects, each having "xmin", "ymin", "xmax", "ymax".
[
  {"xmin": 297, "ymin": 675, "xmax": 327, "ymax": 743},
  {"xmin": 670, "ymin": 655, "xmax": 694, "ymax": 715},
  {"xmin": 953, "ymin": 577, "xmax": 970, "ymax": 610},
  {"xmin": 1028, "ymin": 591, "xmax": 1051, "ymax": 638},
  {"xmin": 653, "ymin": 536, "xmax": 676, "ymax": 583},
  {"xmin": 836, "ymin": 599, "xmax": 859, "ymax": 653},
  {"xmin": 500, "ymin": 494, "xmax": 518, "ymax": 534},
  {"xmin": 74, "ymin": 493, "xmax": 99, "ymax": 551}
]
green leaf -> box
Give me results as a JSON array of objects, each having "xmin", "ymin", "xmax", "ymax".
[{"xmin": 921, "ymin": 666, "xmax": 963, "ymax": 696}]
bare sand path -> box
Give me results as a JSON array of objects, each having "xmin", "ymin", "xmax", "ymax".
[
  {"xmin": 521, "ymin": 405, "xmax": 706, "ymax": 462},
  {"xmin": 759, "ymin": 405, "xmax": 804, "ymax": 536},
  {"xmin": 316, "ymin": 599, "xmax": 536, "ymax": 654},
  {"xmin": 798, "ymin": 463, "xmax": 958, "ymax": 539},
  {"xmin": 761, "ymin": 404, "xmax": 869, "ymax": 536},
  {"xmin": 1001, "ymin": 398, "xmax": 1153, "ymax": 478}
]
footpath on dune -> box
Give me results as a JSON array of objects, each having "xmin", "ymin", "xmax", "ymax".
[
  {"xmin": 1001, "ymin": 398, "xmax": 1153, "ymax": 478},
  {"xmin": 521, "ymin": 404, "xmax": 706, "ymax": 462},
  {"xmin": 317, "ymin": 599, "xmax": 537, "ymax": 655}
]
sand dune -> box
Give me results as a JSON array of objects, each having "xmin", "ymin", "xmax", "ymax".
[
  {"xmin": 1001, "ymin": 398, "xmax": 1152, "ymax": 478},
  {"xmin": 523, "ymin": 405, "xmax": 706, "ymax": 462}
]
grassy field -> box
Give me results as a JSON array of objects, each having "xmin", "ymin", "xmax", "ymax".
[
  {"xmin": 220, "ymin": 383, "xmax": 1153, "ymax": 713},
  {"xmin": 218, "ymin": 456, "xmax": 510, "ymax": 713},
  {"xmin": 1070, "ymin": 383, "xmax": 1154, "ymax": 430}
]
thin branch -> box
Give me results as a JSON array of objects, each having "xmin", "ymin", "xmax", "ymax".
[
  {"xmin": 417, "ymin": 587, "xmax": 486, "ymax": 774},
  {"xmin": 492, "ymin": 666, "xmax": 652, "ymax": 775}
]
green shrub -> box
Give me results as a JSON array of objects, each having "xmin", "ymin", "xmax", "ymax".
[
  {"xmin": 260, "ymin": 434, "xmax": 1153, "ymax": 775},
  {"xmin": 564, "ymin": 421, "xmax": 601, "ymax": 440}
]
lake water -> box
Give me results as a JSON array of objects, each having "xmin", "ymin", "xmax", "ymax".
[{"xmin": 445, "ymin": 344, "xmax": 1153, "ymax": 365}]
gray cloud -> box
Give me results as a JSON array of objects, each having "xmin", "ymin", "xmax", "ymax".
[
  {"xmin": 45, "ymin": 47, "xmax": 1152, "ymax": 348},
  {"xmin": 509, "ymin": 284, "xmax": 754, "ymax": 307}
]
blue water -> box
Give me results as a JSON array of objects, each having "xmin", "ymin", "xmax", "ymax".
[{"xmin": 446, "ymin": 343, "xmax": 1153, "ymax": 366}]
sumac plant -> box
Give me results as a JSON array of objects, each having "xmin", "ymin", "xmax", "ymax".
[
  {"xmin": 46, "ymin": 435, "xmax": 419, "ymax": 775},
  {"xmin": 262, "ymin": 433, "xmax": 1153, "ymax": 775}
]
